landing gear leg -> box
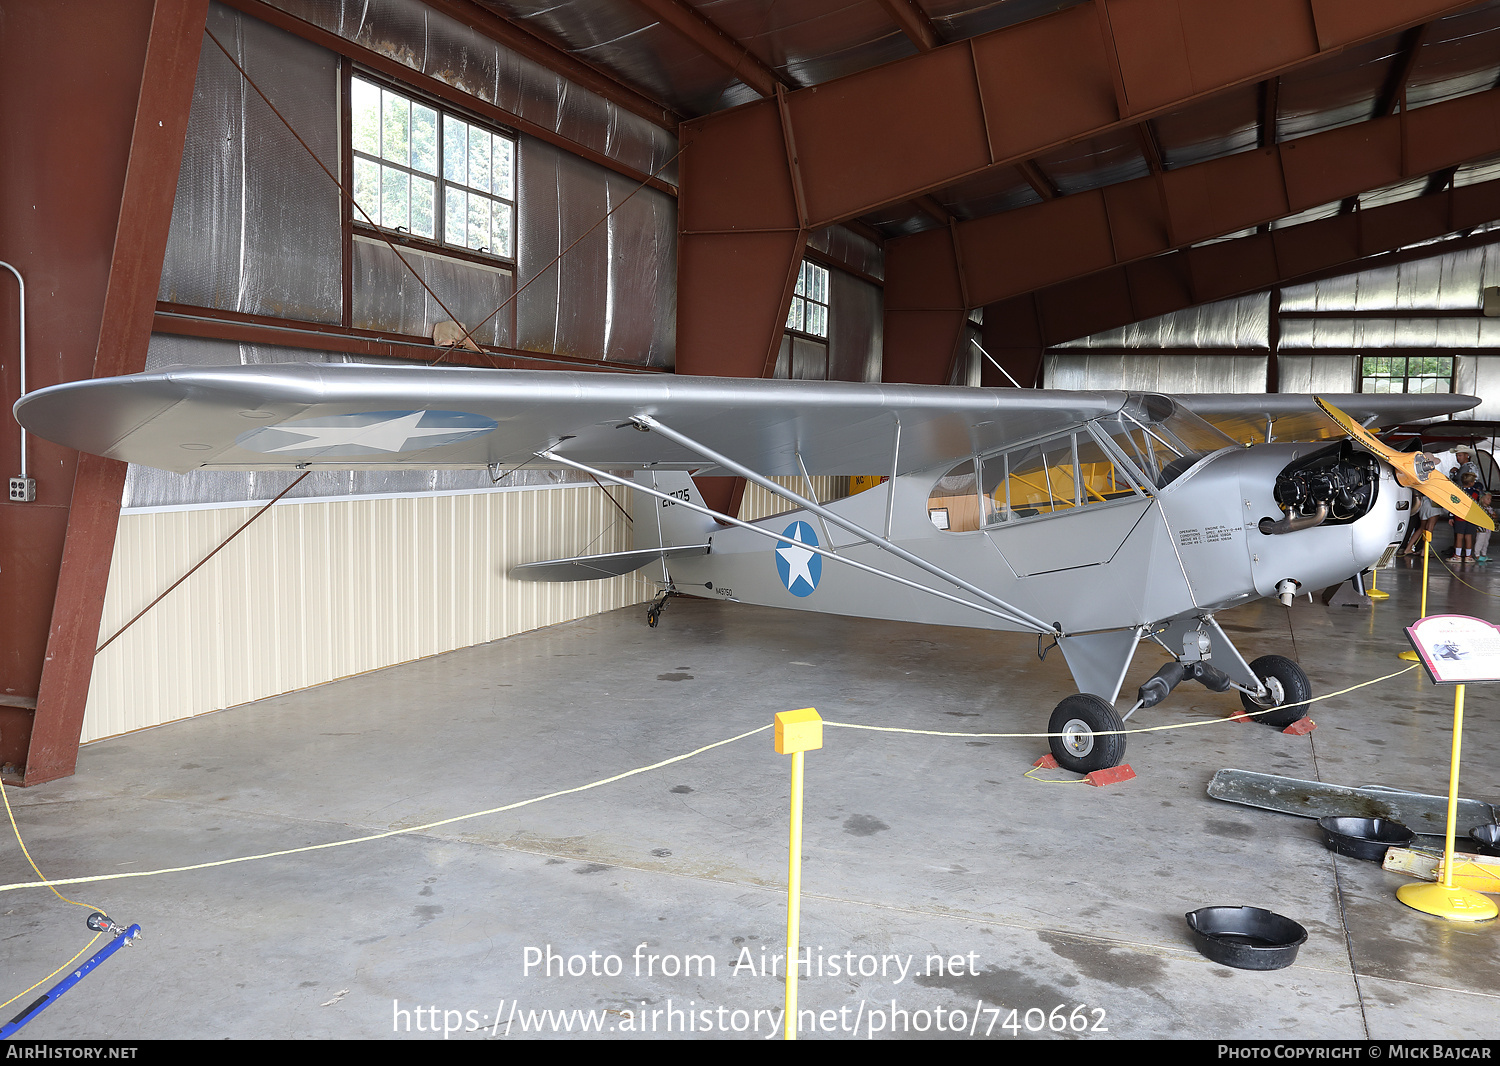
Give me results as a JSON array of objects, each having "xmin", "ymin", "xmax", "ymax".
[{"xmin": 646, "ymin": 587, "xmax": 675, "ymax": 628}]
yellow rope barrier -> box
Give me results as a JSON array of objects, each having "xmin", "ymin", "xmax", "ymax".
[
  {"xmin": 1431, "ymin": 549, "xmax": 1500, "ymax": 597},
  {"xmin": 824, "ymin": 662, "xmax": 1421, "ymax": 740},
  {"xmin": 0, "ymin": 724, "xmax": 772, "ymax": 896},
  {"xmin": 0, "ymin": 662, "xmax": 1425, "ymax": 905}
]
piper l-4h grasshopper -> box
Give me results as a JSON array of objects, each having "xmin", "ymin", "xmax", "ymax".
[{"xmin": 16, "ymin": 364, "xmax": 1487, "ymax": 771}]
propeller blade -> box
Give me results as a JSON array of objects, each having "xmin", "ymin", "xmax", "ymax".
[{"xmin": 1315, "ymin": 397, "xmax": 1494, "ymax": 532}]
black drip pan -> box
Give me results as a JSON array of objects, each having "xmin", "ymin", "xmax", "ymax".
[
  {"xmin": 1186, "ymin": 907, "xmax": 1307, "ymax": 970},
  {"xmin": 1471, "ymin": 824, "xmax": 1500, "ymax": 857},
  {"xmin": 1318, "ymin": 816, "xmax": 1414, "ymax": 861}
]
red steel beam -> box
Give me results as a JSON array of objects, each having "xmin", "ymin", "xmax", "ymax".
[
  {"xmin": 878, "ymin": 0, "xmax": 942, "ymax": 52},
  {"xmin": 1020, "ymin": 177, "xmax": 1500, "ymax": 349},
  {"xmin": 677, "ymin": 0, "xmax": 1473, "ymax": 382},
  {"xmin": 623, "ymin": 0, "xmax": 786, "ymax": 98},
  {"xmin": 882, "ymin": 85, "xmax": 1500, "ymax": 383},
  {"xmin": 680, "ymin": 0, "xmax": 1472, "ymax": 233},
  {"xmin": 21, "ymin": 0, "xmax": 209, "ymax": 786}
]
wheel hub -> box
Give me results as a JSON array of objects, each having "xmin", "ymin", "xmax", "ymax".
[
  {"xmin": 1061, "ymin": 718, "xmax": 1096, "ymax": 757},
  {"xmin": 1252, "ymin": 676, "xmax": 1286, "ymax": 707}
]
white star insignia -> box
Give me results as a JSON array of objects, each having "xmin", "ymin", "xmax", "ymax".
[
  {"xmin": 777, "ymin": 526, "xmax": 818, "ymax": 592},
  {"xmin": 266, "ymin": 412, "xmax": 470, "ymax": 453}
]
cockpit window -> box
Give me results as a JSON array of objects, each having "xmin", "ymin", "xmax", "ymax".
[{"xmin": 928, "ymin": 425, "xmax": 1153, "ymax": 531}]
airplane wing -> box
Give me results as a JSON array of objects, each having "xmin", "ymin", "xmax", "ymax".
[
  {"xmin": 1171, "ymin": 394, "xmax": 1463, "ymax": 444},
  {"xmin": 13, "ymin": 362, "xmax": 1478, "ymax": 477}
]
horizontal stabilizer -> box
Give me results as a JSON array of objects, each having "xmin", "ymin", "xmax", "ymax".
[{"xmin": 509, "ymin": 544, "xmax": 709, "ymax": 582}]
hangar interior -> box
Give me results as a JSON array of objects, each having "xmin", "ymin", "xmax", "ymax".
[{"xmin": 4, "ymin": 0, "xmax": 1500, "ymax": 1041}]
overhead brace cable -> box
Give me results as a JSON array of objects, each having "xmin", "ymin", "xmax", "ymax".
[
  {"xmin": 203, "ymin": 28, "xmax": 485, "ymax": 360},
  {"xmin": 206, "ymin": 25, "xmax": 683, "ymax": 370},
  {"xmin": 448, "ymin": 146, "xmax": 684, "ymax": 363},
  {"xmin": 95, "ymin": 471, "xmax": 311, "ymax": 655}
]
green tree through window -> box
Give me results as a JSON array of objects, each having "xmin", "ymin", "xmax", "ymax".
[
  {"xmin": 1360, "ymin": 355, "xmax": 1453, "ymax": 394},
  {"xmin": 351, "ymin": 76, "xmax": 516, "ymax": 261}
]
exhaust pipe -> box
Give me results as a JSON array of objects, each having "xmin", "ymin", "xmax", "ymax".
[
  {"xmin": 1276, "ymin": 579, "xmax": 1300, "ymax": 607},
  {"xmin": 1259, "ymin": 501, "xmax": 1329, "ymax": 536}
]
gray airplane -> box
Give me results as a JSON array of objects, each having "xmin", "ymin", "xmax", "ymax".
[{"xmin": 13, "ymin": 363, "xmax": 1483, "ymax": 772}]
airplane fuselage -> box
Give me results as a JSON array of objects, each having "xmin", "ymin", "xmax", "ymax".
[{"xmin": 664, "ymin": 443, "xmax": 1404, "ymax": 648}]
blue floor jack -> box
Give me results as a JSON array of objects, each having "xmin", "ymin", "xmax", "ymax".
[{"xmin": 1, "ymin": 913, "xmax": 141, "ymax": 1038}]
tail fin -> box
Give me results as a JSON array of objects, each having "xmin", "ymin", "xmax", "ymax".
[{"xmin": 633, "ymin": 471, "xmax": 718, "ymax": 550}]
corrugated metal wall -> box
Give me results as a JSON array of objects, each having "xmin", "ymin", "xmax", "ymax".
[
  {"xmin": 1045, "ymin": 239, "xmax": 1500, "ymax": 403},
  {"xmin": 1045, "ymin": 352, "xmax": 1269, "ymax": 392},
  {"xmin": 84, "ymin": 483, "xmax": 648, "ymax": 742}
]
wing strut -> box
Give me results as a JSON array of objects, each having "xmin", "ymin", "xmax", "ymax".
[
  {"xmin": 626, "ymin": 415, "xmax": 1060, "ymax": 635},
  {"xmin": 539, "ymin": 451, "xmax": 1055, "ymax": 633}
]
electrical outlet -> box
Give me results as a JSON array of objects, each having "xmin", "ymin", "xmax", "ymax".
[{"xmin": 9, "ymin": 477, "xmax": 35, "ymax": 502}]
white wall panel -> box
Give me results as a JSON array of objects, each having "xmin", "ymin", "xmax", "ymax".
[
  {"xmin": 82, "ymin": 484, "xmax": 647, "ymax": 743},
  {"xmin": 737, "ymin": 476, "xmax": 849, "ymax": 523}
]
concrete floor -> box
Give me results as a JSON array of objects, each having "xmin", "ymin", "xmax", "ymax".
[{"xmin": 4, "ymin": 552, "xmax": 1499, "ymax": 1041}]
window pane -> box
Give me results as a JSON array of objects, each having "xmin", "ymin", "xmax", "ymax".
[
  {"xmin": 468, "ymin": 127, "xmax": 492, "ymax": 193},
  {"xmin": 445, "ymin": 186, "xmax": 467, "ymax": 245},
  {"xmin": 494, "ymin": 137, "xmax": 515, "ymax": 200},
  {"xmin": 381, "ymin": 89, "xmax": 409, "ymax": 166},
  {"xmin": 467, "ymin": 194, "xmax": 490, "ymax": 250},
  {"xmin": 807, "ymin": 302, "xmax": 827, "ymax": 338},
  {"xmin": 443, "ymin": 117, "xmax": 467, "ymax": 185},
  {"xmin": 352, "ymin": 79, "xmax": 380, "ymax": 156},
  {"xmin": 411, "ymin": 104, "xmax": 438, "ymax": 175},
  {"xmin": 354, "ymin": 157, "xmax": 381, "ymax": 225},
  {"xmin": 381, "ymin": 166, "xmax": 409, "ymax": 231},
  {"xmin": 492, "ymin": 202, "xmax": 513, "ymax": 258},
  {"xmin": 787, "ymin": 296, "xmax": 804, "ymax": 332},
  {"xmin": 410, "ymin": 177, "xmax": 435, "ymax": 238}
]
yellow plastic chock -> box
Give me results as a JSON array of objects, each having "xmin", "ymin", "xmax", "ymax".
[
  {"xmin": 1396, "ymin": 683, "xmax": 1499, "ymax": 922},
  {"xmin": 775, "ymin": 707, "xmax": 822, "ymax": 1040}
]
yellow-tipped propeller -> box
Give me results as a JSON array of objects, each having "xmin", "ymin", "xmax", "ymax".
[{"xmin": 1315, "ymin": 397, "xmax": 1494, "ymax": 532}]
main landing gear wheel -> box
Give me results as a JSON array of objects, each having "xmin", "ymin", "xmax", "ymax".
[
  {"xmin": 1048, "ymin": 693, "xmax": 1126, "ymax": 774},
  {"xmin": 1240, "ymin": 655, "xmax": 1312, "ymax": 728}
]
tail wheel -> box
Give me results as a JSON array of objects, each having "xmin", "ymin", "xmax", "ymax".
[
  {"xmin": 1241, "ymin": 655, "xmax": 1311, "ymax": 727},
  {"xmin": 1048, "ymin": 694, "xmax": 1126, "ymax": 774}
]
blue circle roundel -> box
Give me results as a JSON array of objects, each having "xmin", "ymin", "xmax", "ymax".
[{"xmin": 774, "ymin": 521, "xmax": 822, "ymax": 597}]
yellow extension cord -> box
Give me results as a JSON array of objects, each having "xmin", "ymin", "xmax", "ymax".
[{"xmin": 1, "ymin": 778, "xmax": 110, "ymax": 1013}]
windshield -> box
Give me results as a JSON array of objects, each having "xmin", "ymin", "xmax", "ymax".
[{"xmin": 1095, "ymin": 395, "xmax": 1238, "ymax": 486}]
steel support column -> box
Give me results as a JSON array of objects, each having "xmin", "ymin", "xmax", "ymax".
[{"xmin": 20, "ymin": 0, "xmax": 208, "ymax": 786}]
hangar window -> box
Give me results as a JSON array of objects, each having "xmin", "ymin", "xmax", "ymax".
[
  {"xmin": 350, "ymin": 75, "xmax": 517, "ymax": 263},
  {"xmin": 1359, "ymin": 355, "xmax": 1453, "ymax": 394},
  {"xmin": 786, "ymin": 261, "xmax": 830, "ymax": 339}
]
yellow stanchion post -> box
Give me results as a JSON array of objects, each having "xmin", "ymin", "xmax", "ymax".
[
  {"xmin": 775, "ymin": 707, "xmax": 822, "ymax": 1041},
  {"xmin": 1396, "ymin": 683, "xmax": 1498, "ymax": 921},
  {"xmin": 1367, "ymin": 562, "xmax": 1389, "ymax": 600},
  {"xmin": 1399, "ymin": 531, "xmax": 1431, "ymax": 662}
]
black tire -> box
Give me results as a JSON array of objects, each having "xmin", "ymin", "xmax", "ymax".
[
  {"xmin": 1048, "ymin": 694, "xmax": 1127, "ymax": 774},
  {"xmin": 1240, "ymin": 655, "xmax": 1311, "ymax": 727}
]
